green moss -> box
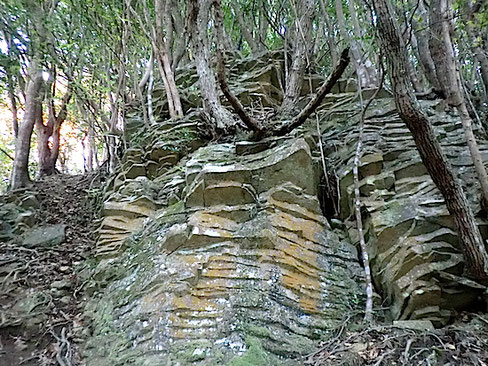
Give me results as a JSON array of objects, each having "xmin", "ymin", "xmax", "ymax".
[
  {"xmin": 172, "ymin": 340, "xmax": 212, "ymax": 363},
  {"xmin": 246, "ymin": 324, "xmax": 273, "ymax": 338},
  {"xmin": 228, "ymin": 337, "xmax": 270, "ymax": 366}
]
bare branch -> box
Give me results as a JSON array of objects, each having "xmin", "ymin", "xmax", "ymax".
[
  {"xmin": 276, "ymin": 48, "xmax": 351, "ymax": 136},
  {"xmin": 0, "ymin": 148, "xmax": 14, "ymax": 161},
  {"xmin": 214, "ymin": 0, "xmax": 262, "ymax": 133}
]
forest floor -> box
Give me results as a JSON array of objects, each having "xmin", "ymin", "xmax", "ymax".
[
  {"xmin": 0, "ymin": 174, "xmax": 101, "ymax": 366},
  {"xmin": 304, "ymin": 313, "xmax": 488, "ymax": 365}
]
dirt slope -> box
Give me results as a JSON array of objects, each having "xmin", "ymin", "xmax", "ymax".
[{"xmin": 0, "ymin": 174, "xmax": 100, "ymax": 366}]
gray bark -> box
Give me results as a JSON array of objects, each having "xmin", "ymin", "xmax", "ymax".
[
  {"xmin": 280, "ymin": 0, "xmax": 314, "ymax": 116},
  {"xmin": 10, "ymin": 62, "xmax": 43, "ymax": 189},
  {"xmin": 188, "ymin": 0, "xmax": 235, "ymax": 131},
  {"xmin": 411, "ymin": 2, "xmax": 442, "ymax": 92}
]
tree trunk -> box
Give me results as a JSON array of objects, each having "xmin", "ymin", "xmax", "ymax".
[
  {"xmin": 147, "ymin": 64, "xmax": 156, "ymax": 124},
  {"xmin": 10, "ymin": 62, "xmax": 43, "ymax": 189},
  {"xmin": 411, "ymin": 2, "xmax": 442, "ymax": 93},
  {"xmin": 231, "ymin": 0, "xmax": 260, "ymax": 54},
  {"xmin": 154, "ymin": 0, "xmax": 183, "ymax": 119},
  {"xmin": 277, "ymin": 48, "xmax": 350, "ymax": 136},
  {"xmin": 36, "ymin": 83, "xmax": 72, "ymax": 176},
  {"xmin": 188, "ymin": 0, "xmax": 235, "ymax": 131},
  {"xmin": 154, "ymin": 47, "xmax": 183, "ymax": 118},
  {"xmin": 465, "ymin": 1, "xmax": 488, "ymax": 96},
  {"xmin": 335, "ymin": 0, "xmax": 371, "ymax": 87},
  {"xmin": 35, "ymin": 102, "xmax": 55, "ymax": 176},
  {"xmin": 372, "ymin": 0, "xmax": 488, "ymax": 282},
  {"xmin": 7, "ymin": 74, "xmax": 19, "ymax": 138},
  {"xmin": 280, "ymin": 0, "xmax": 314, "ymax": 116},
  {"xmin": 137, "ymin": 51, "xmax": 154, "ymax": 125},
  {"xmin": 319, "ymin": 0, "xmax": 338, "ymax": 69},
  {"xmin": 430, "ymin": 0, "xmax": 488, "ymax": 211},
  {"xmin": 347, "ymin": 0, "xmax": 377, "ymax": 84},
  {"xmin": 214, "ymin": 0, "xmax": 262, "ymax": 133}
]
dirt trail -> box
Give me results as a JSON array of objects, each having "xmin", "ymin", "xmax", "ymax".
[{"xmin": 0, "ymin": 174, "xmax": 100, "ymax": 366}]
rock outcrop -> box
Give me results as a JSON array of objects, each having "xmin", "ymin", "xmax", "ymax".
[
  {"xmin": 85, "ymin": 136, "xmax": 363, "ymax": 365},
  {"xmin": 84, "ymin": 52, "xmax": 488, "ymax": 364},
  {"xmin": 323, "ymin": 98, "xmax": 488, "ymax": 325}
]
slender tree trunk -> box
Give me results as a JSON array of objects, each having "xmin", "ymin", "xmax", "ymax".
[
  {"xmin": 372, "ymin": 0, "xmax": 488, "ymax": 282},
  {"xmin": 231, "ymin": 0, "xmax": 260, "ymax": 53},
  {"xmin": 169, "ymin": 0, "xmax": 187, "ymax": 71},
  {"xmin": 258, "ymin": 4, "xmax": 269, "ymax": 49},
  {"xmin": 313, "ymin": 21, "xmax": 325, "ymax": 57},
  {"xmin": 430, "ymin": 0, "xmax": 488, "ymax": 211},
  {"xmin": 214, "ymin": 0, "xmax": 262, "ymax": 133},
  {"xmin": 35, "ymin": 102, "xmax": 55, "ymax": 176},
  {"xmin": 335, "ymin": 0, "xmax": 370, "ymax": 87},
  {"xmin": 280, "ymin": 0, "xmax": 314, "ymax": 116},
  {"xmin": 154, "ymin": 0, "xmax": 183, "ymax": 118},
  {"xmin": 428, "ymin": 1, "xmax": 453, "ymax": 98},
  {"xmin": 10, "ymin": 62, "xmax": 43, "ymax": 189},
  {"xmin": 36, "ymin": 83, "xmax": 71, "ymax": 176},
  {"xmin": 465, "ymin": 1, "xmax": 488, "ymax": 95},
  {"xmin": 319, "ymin": 0, "xmax": 339, "ymax": 69},
  {"xmin": 154, "ymin": 47, "xmax": 183, "ymax": 118},
  {"xmin": 137, "ymin": 51, "xmax": 154, "ymax": 125},
  {"xmin": 348, "ymin": 0, "xmax": 377, "ymax": 84},
  {"xmin": 91, "ymin": 123, "xmax": 99, "ymax": 170},
  {"xmin": 6, "ymin": 74, "xmax": 19, "ymax": 138},
  {"xmin": 188, "ymin": 0, "xmax": 235, "ymax": 131},
  {"xmin": 411, "ymin": 3, "xmax": 442, "ymax": 93}
]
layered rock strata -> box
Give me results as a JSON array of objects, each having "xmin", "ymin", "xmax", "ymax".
[
  {"xmin": 85, "ymin": 138, "xmax": 363, "ymax": 365},
  {"xmin": 322, "ymin": 98, "xmax": 488, "ymax": 325}
]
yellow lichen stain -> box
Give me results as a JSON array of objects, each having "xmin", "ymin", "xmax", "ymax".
[
  {"xmin": 190, "ymin": 211, "xmax": 238, "ymax": 231},
  {"xmin": 202, "ymin": 268, "xmax": 236, "ymax": 278},
  {"xmin": 269, "ymin": 197, "xmax": 324, "ymax": 224},
  {"xmin": 282, "ymin": 245, "xmax": 321, "ymax": 272},
  {"xmin": 299, "ymin": 296, "xmax": 320, "ymax": 314},
  {"xmin": 172, "ymin": 295, "xmax": 219, "ymax": 312},
  {"xmin": 281, "ymin": 271, "xmax": 321, "ymax": 295},
  {"xmin": 140, "ymin": 292, "xmax": 167, "ymax": 312},
  {"xmin": 179, "ymin": 254, "xmax": 204, "ymax": 266},
  {"xmin": 192, "ymin": 288, "xmax": 230, "ymax": 297},
  {"xmin": 270, "ymin": 255, "xmax": 320, "ymax": 280},
  {"xmin": 276, "ymin": 230, "xmax": 322, "ymax": 253},
  {"xmin": 169, "ymin": 284, "xmax": 224, "ymax": 339},
  {"xmin": 207, "ymin": 254, "xmax": 238, "ymax": 263},
  {"xmin": 206, "ymin": 259, "xmax": 237, "ymax": 271},
  {"xmin": 273, "ymin": 211, "xmax": 323, "ymax": 315},
  {"xmin": 270, "ymin": 210, "xmax": 324, "ymax": 244},
  {"xmin": 194, "ymin": 277, "xmax": 237, "ymax": 290}
]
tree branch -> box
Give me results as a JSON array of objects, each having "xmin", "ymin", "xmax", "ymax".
[
  {"xmin": 276, "ymin": 47, "xmax": 350, "ymax": 136},
  {"xmin": 0, "ymin": 148, "xmax": 14, "ymax": 161},
  {"xmin": 214, "ymin": 0, "xmax": 263, "ymax": 133}
]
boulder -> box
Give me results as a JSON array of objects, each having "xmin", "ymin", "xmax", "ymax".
[{"xmin": 23, "ymin": 224, "xmax": 66, "ymax": 248}]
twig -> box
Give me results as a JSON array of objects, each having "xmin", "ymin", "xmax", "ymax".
[
  {"xmin": 373, "ymin": 349, "xmax": 394, "ymax": 366},
  {"xmin": 50, "ymin": 327, "xmax": 72, "ymax": 366},
  {"xmin": 403, "ymin": 338, "xmax": 414, "ymax": 362},
  {"xmin": 473, "ymin": 313, "xmax": 488, "ymax": 326},
  {"xmin": 0, "ymin": 148, "xmax": 14, "ymax": 161}
]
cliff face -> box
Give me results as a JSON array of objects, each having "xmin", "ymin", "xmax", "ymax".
[
  {"xmin": 324, "ymin": 98, "xmax": 488, "ymax": 326},
  {"xmin": 83, "ymin": 55, "xmax": 488, "ymax": 364}
]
